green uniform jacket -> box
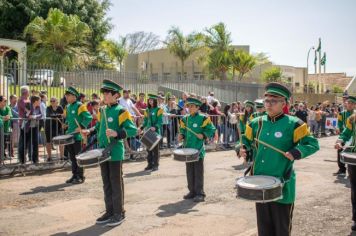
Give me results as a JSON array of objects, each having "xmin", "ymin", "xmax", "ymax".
[
  {"xmin": 0, "ymin": 106, "xmax": 12, "ymax": 133},
  {"xmin": 142, "ymin": 107, "xmax": 163, "ymax": 135},
  {"xmin": 64, "ymin": 101, "xmax": 92, "ymax": 141},
  {"xmin": 249, "ymin": 111, "xmax": 267, "ymax": 121},
  {"xmin": 239, "ymin": 113, "xmax": 252, "ymax": 134},
  {"xmin": 338, "ymin": 116, "xmax": 356, "ymax": 150},
  {"xmin": 95, "ymin": 103, "xmax": 138, "ymax": 161},
  {"xmin": 240, "ymin": 114, "xmax": 319, "ymax": 204},
  {"xmin": 337, "ymin": 110, "xmax": 352, "ymax": 133},
  {"xmin": 179, "ymin": 112, "xmax": 216, "ymax": 158}
]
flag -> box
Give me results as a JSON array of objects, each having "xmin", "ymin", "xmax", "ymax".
[
  {"xmin": 321, "ymin": 52, "xmax": 326, "ymax": 66},
  {"xmin": 316, "ymin": 38, "xmax": 321, "ymax": 52}
]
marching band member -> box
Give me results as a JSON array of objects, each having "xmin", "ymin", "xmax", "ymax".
[
  {"xmin": 141, "ymin": 94, "xmax": 163, "ymax": 171},
  {"xmin": 178, "ymin": 97, "xmax": 216, "ymax": 202},
  {"xmin": 63, "ymin": 87, "xmax": 92, "ymax": 184},
  {"xmin": 335, "ymin": 95, "xmax": 356, "ymax": 232},
  {"xmin": 250, "ymin": 99, "xmax": 267, "ymax": 120},
  {"xmin": 82, "ymin": 80, "xmax": 137, "ymax": 227},
  {"xmin": 239, "ymin": 100, "xmax": 254, "ymax": 134},
  {"xmin": 236, "ymin": 82, "xmax": 319, "ymax": 236},
  {"xmin": 335, "ymin": 95, "xmax": 354, "ymax": 175}
]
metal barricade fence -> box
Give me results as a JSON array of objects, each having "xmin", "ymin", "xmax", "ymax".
[{"xmin": 0, "ymin": 115, "xmax": 237, "ymax": 168}]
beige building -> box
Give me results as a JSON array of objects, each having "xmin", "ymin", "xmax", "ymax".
[
  {"xmin": 124, "ymin": 45, "xmax": 250, "ymax": 80},
  {"xmin": 308, "ymin": 73, "xmax": 353, "ymax": 93},
  {"xmin": 251, "ymin": 63, "xmax": 307, "ymax": 93}
]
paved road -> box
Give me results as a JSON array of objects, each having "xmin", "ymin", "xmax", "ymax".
[{"xmin": 0, "ymin": 136, "xmax": 354, "ymax": 236}]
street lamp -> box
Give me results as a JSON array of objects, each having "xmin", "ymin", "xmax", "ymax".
[{"xmin": 306, "ymin": 46, "xmax": 315, "ymax": 93}]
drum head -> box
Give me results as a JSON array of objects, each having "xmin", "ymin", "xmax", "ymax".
[
  {"xmin": 53, "ymin": 134, "xmax": 73, "ymax": 141},
  {"xmin": 173, "ymin": 148, "xmax": 199, "ymax": 155},
  {"xmin": 77, "ymin": 149, "xmax": 104, "ymax": 160},
  {"xmin": 236, "ymin": 175, "xmax": 281, "ymax": 190}
]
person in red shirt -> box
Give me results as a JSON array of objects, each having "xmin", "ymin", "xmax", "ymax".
[{"xmin": 135, "ymin": 93, "xmax": 147, "ymax": 115}]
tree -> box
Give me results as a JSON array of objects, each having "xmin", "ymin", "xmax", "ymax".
[
  {"xmin": 204, "ymin": 22, "xmax": 233, "ymax": 80},
  {"xmin": 165, "ymin": 26, "xmax": 203, "ymax": 79},
  {"xmin": 262, "ymin": 66, "xmax": 283, "ymax": 82},
  {"xmin": 24, "ymin": 8, "xmax": 92, "ymax": 68},
  {"xmin": 125, "ymin": 31, "xmax": 161, "ymax": 54},
  {"xmin": 0, "ymin": 0, "xmax": 112, "ymax": 51},
  {"xmin": 232, "ymin": 50, "xmax": 256, "ymax": 80},
  {"xmin": 253, "ymin": 52, "xmax": 271, "ymax": 65},
  {"xmin": 97, "ymin": 38, "xmax": 128, "ymax": 71}
]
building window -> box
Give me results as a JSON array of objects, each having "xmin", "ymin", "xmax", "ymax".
[
  {"xmin": 163, "ymin": 73, "xmax": 171, "ymax": 80},
  {"xmin": 151, "ymin": 73, "xmax": 158, "ymax": 80},
  {"xmin": 177, "ymin": 72, "xmax": 187, "ymax": 80},
  {"xmin": 295, "ymin": 82, "xmax": 300, "ymax": 87}
]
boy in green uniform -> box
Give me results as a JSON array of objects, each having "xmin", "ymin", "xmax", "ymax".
[
  {"xmin": 335, "ymin": 96, "xmax": 355, "ymax": 175},
  {"xmin": 82, "ymin": 80, "xmax": 138, "ymax": 227},
  {"xmin": 250, "ymin": 99, "xmax": 266, "ymax": 120},
  {"xmin": 141, "ymin": 94, "xmax": 163, "ymax": 171},
  {"xmin": 63, "ymin": 87, "xmax": 92, "ymax": 184},
  {"xmin": 178, "ymin": 97, "xmax": 216, "ymax": 202},
  {"xmin": 335, "ymin": 95, "xmax": 356, "ymax": 232},
  {"xmin": 236, "ymin": 82, "xmax": 319, "ymax": 236}
]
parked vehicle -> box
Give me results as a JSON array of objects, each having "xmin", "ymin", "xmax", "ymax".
[{"xmin": 27, "ymin": 69, "xmax": 66, "ymax": 87}]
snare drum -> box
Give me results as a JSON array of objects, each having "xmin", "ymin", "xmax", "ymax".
[
  {"xmin": 173, "ymin": 148, "xmax": 200, "ymax": 163},
  {"xmin": 236, "ymin": 175, "xmax": 283, "ymax": 203},
  {"xmin": 76, "ymin": 149, "xmax": 109, "ymax": 167},
  {"xmin": 341, "ymin": 152, "xmax": 356, "ymax": 165},
  {"xmin": 140, "ymin": 129, "xmax": 162, "ymax": 151},
  {"xmin": 52, "ymin": 134, "xmax": 74, "ymax": 146}
]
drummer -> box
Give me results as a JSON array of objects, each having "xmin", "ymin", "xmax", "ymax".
[
  {"xmin": 335, "ymin": 95, "xmax": 356, "ymax": 232},
  {"xmin": 335, "ymin": 94, "xmax": 354, "ymax": 175},
  {"xmin": 63, "ymin": 87, "xmax": 92, "ymax": 184},
  {"xmin": 236, "ymin": 82, "xmax": 319, "ymax": 236},
  {"xmin": 249, "ymin": 99, "xmax": 266, "ymax": 120},
  {"xmin": 82, "ymin": 80, "xmax": 137, "ymax": 227},
  {"xmin": 178, "ymin": 97, "xmax": 216, "ymax": 202},
  {"xmin": 141, "ymin": 94, "xmax": 163, "ymax": 172}
]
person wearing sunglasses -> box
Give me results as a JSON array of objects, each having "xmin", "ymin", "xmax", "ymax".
[{"xmin": 236, "ymin": 82, "xmax": 319, "ymax": 236}]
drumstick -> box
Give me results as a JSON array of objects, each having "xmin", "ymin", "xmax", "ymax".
[
  {"xmin": 185, "ymin": 126, "xmax": 201, "ymax": 139},
  {"xmin": 75, "ymin": 118, "xmax": 87, "ymax": 145},
  {"xmin": 254, "ymin": 138, "xmax": 287, "ymax": 156},
  {"xmin": 102, "ymin": 106, "xmax": 111, "ymax": 143},
  {"xmin": 56, "ymin": 117, "xmax": 65, "ymax": 126}
]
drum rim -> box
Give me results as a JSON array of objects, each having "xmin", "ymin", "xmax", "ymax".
[
  {"xmin": 145, "ymin": 135, "xmax": 162, "ymax": 151},
  {"xmin": 236, "ymin": 175, "xmax": 282, "ymax": 190},
  {"xmin": 76, "ymin": 149, "xmax": 105, "ymax": 159},
  {"xmin": 340, "ymin": 154, "xmax": 356, "ymax": 165},
  {"xmin": 341, "ymin": 152, "xmax": 356, "ymax": 158},
  {"xmin": 236, "ymin": 194, "xmax": 283, "ymax": 203}
]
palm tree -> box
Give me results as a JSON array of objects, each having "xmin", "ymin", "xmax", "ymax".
[
  {"xmin": 24, "ymin": 8, "xmax": 92, "ymax": 69},
  {"xmin": 204, "ymin": 22, "xmax": 233, "ymax": 80},
  {"xmin": 165, "ymin": 26, "xmax": 203, "ymax": 80},
  {"xmin": 97, "ymin": 37, "xmax": 128, "ymax": 71},
  {"xmin": 232, "ymin": 50, "xmax": 256, "ymax": 81}
]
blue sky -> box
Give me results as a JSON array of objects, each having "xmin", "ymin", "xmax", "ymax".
[{"xmin": 107, "ymin": 0, "xmax": 356, "ymax": 76}]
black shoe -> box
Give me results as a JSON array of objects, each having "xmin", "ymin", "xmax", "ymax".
[
  {"xmin": 144, "ymin": 165, "xmax": 152, "ymax": 171},
  {"xmin": 193, "ymin": 195, "xmax": 205, "ymax": 202},
  {"xmin": 65, "ymin": 176, "xmax": 76, "ymax": 184},
  {"xmin": 352, "ymin": 221, "xmax": 356, "ymax": 231},
  {"xmin": 96, "ymin": 212, "xmax": 113, "ymax": 224},
  {"xmin": 72, "ymin": 176, "xmax": 85, "ymax": 184},
  {"xmin": 183, "ymin": 192, "xmax": 196, "ymax": 199},
  {"xmin": 151, "ymin": 166, "xmax": 158, "ymax": 172},
  {"xmin": 106, "ymin": 214, "xmax": 125, "ymax": 227},
  {"xmin": 335, "ymin": 169, "xmax": 346, "ymax": 176}
]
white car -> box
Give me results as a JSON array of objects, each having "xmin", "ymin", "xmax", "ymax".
[{"xmin": 28, "ymin": 69, "xmax": 66, "ymax": 87}]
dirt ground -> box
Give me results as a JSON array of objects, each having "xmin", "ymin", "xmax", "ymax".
[{"xmin": 0, "ymin": 136, "xmax": 354, "ymax": 236}]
